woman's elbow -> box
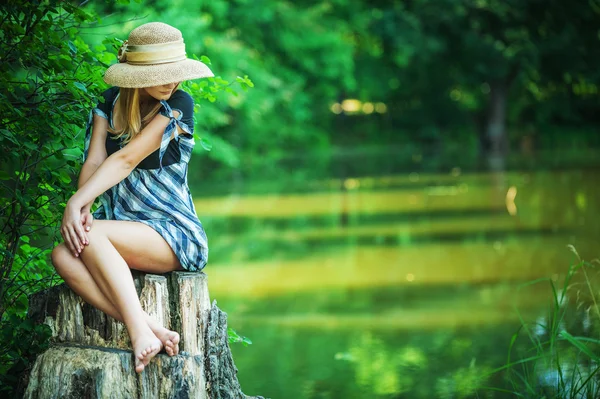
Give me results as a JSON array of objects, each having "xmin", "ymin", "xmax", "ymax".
[{"xmin": 113, "ymin": 151, "xmax": 138, "ymax": 171}]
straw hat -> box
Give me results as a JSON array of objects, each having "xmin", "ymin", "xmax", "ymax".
[{"xmin": 103, "ymin": 22, "xmax": 214, "ymax": 88}]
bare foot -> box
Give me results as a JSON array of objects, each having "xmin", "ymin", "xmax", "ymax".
[
  {"xmin": 152, "ymin": 326, "xmax": 180, "ymax": 356},
  {"xmin": 132, "ymin": 333, "xmax": 162, "ymax": 373}
]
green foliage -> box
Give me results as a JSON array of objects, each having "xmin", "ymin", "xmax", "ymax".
[
  {"xmin": 228, "ymin": 327, "xmax": 252, "ymax": 346},
  {"xmin": 0, "ymin": 315, "xmax": 52, "ymax": 396},
  {"xmin": 0, "ymin": 0, "xmax": 103, "ymax": 314},
  {"xmin": 82, "ymin": 0, "xmax": 600, "ymax": 183},
  {"xmin": 0, "ymin": 0, "xmax": 107, "ymax": 394},
  {"xmin": 348, "ymin": 0, "xmax": 600, "ymax": 149}
]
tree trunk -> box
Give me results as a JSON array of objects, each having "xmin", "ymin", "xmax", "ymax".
[
  {"xmin": 23, "ymin": 271, "xmax": 265, "ymax": 399},
  {"xmin": 486, "ymin": 80, "xmax": 508, "ymax": 154},
  {"xmin": 485, "ymin": 79, "xmax": 509, "ymax": 172}
]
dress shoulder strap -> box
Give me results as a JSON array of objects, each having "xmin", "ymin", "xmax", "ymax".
[{"xmin": 157, "ymin": 100, "xmax": 195, "ymax": 169}]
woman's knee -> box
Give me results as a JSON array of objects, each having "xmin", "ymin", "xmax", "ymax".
[
  {"xmin": 51, "ymin": 243, "xmax": 87, "ymax": 279},
  {"xmin": 50, "ymin": 243, "xmax": 72, "ymax": 273}
]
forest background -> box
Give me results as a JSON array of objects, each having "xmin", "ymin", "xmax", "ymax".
[{"xmin": 1, "ymin": 0, "xmax": 599, "ymax": 396}]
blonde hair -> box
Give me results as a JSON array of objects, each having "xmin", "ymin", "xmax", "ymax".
[{"xmin": 109, "ymin": 83, "xmax": 180, "ymax": 144}]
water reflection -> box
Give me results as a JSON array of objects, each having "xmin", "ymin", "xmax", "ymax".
[{"xmin": 191, "ymin": 162, "xmax": 599, "ymax": 398}]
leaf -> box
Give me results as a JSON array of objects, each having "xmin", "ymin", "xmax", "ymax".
[
  {"xmin": 225, "ymin": 87, "xmax": 238, "ymax": 96},
  {"xmin": 560, "ymin": 331, "xmax": 600, "ymax": 361},
  {"xmin": 200, "ymin": 138, "xmax": 213, "ymax": 151},
  {"xmin": 73, "ymin": 82, "xmax": 87, "ymax": 93},
  {"xmin": 236, "ymin": 75, "xmax": 254, "ymax": 89},
  {"xmin": 200, "ymin": 55, "xmax": 211, "ymax": 65},
  {"xmin": 227, "ymin": 328, "xmax": 252, "ymax": 346},
  {"xmin": 68, "ymin": 41, "xmax": 77, "ymax": 54},
  {"xmin": 0, "ymin": 129, "xmax": 18, "ymax": 144},
  {"xmin": 57, "ymin": 171, "xmax": 71, "ymax": 184}
]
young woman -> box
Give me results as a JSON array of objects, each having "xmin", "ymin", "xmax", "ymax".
[{"xmin": 50, "ymin": 22, "xmax": 212, "ymax": 373}]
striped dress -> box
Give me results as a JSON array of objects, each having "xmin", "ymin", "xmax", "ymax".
[{"xmin": 82, "ymin": 87, "xmax": 208, "ymax": 272}]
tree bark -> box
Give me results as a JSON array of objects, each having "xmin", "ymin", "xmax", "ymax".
[
  {"xmin": 24, "ymin": 271, "xmax": 265, "ymax": 399},
  {"xmin": 205, "ymin": 301, "xmax": 250, "ymax": 399}
]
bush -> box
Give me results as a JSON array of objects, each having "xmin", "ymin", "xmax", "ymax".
[{"xmin": 0, "ymin": 0, "xmax": 105, "ymax": 395}]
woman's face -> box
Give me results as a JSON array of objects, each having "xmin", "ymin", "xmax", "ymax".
[{"xmin": 141, "ymin": 82, "xmax": 179, "ymax": 101}]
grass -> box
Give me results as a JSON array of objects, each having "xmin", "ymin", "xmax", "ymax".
[{"xmin": 485, "ymin": 246, "xmax": 600, "ymax": 398}]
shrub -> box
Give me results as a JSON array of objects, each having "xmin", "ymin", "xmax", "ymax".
[{"xmin": 0, "ymin": 0, "xmax": 105, "ymax": 395}]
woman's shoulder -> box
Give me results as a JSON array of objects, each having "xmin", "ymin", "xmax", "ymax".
[
  {"xmin": 100, "ymin": 86, "xmax": 120, "ymax": 101},
  {"xmin": 166, "ymin": 89, "xmax": 194, "ymax": 114},
  {"xmin": 95, "ymin": 86, "xmax": 120, "ymax": 113},
  {"xmin": 167, "ymin": 89, "xmax": 193, "ymax": 105}
]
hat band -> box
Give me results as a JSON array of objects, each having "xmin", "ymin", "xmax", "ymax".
[{"xmin": 125, "ymin": 39, "xmax": 187, "ymax": 65}]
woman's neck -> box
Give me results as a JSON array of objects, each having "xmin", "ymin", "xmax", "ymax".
[{"xmin": 138, "ymin": 90, "xmax": 157, "ymax": 107}]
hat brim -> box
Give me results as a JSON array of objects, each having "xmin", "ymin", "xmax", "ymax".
[{"xmin": 103, "ymin": 58, "xmax": 214, "ymax": 88}]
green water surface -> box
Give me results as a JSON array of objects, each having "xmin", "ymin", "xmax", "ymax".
[{"xmin": 190, "ymin": 149, "xmax": 600, "ymax": 398}]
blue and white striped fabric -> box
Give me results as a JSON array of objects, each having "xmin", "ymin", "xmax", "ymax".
[{"xmin": 82, "ymin": 95, "xmax": 208, "ymax": 272}]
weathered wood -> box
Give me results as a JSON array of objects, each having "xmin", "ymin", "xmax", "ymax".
[
  {"xmin": 25, "ymin": 271, "xmax": 265, "ymax": 399},
  {"xmin": 24, "ymin": 344, "xmax": 207, "ymax": 399},
  {"xmin": 205, "ymin": 301, "xmax": 264, "ymax": 399},
  {"xmin": 168, "ymin": 272, "xmax": 211, "ymax": 355},
  {"xmin": 27, "ymin": 271, "xmax": 207, "ymax": 355}
]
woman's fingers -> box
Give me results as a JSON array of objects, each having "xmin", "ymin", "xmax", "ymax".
[
  {"xmin": 82, "ymin": 213, "xmax": 93, "ymax": 234},
  {"xmin": 73, "ymin": 221, "xmax": 88, "ymax": 248},
  {"xmin": 63, "ymin": 224, "xmax": 85, "ymax": 256},
  {"xmin": 80, "ymin": 213, "xmax": 93, "ymax": 245},
  {"xmin": 61, "ymin": 227, "xmax": 77, "ymax": 256},
  {"xmin": 69, "ymin": 228, "xmax": 83, "ymax": 255}
]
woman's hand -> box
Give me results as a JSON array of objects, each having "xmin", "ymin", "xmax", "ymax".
[
  {"xmin": 81, "ymin": 206, "xmax": 94, "ymax": 235},
  {"xmin": 61, "ymin": 199, "xmax": 88, "ymax": 257}
]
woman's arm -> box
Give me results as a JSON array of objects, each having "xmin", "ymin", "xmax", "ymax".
[
  {"xmin": 76, "ymin": 115, "xmax": 108, "ymax": 237},
  {"xmin": 62, "ymin": 112, "xmax": 178, "ymax": 257},
  {"xmin": 71, "ymin": 113, "xmax": 178, "ymax": 207},
  {"xmin": 61, "ymin": 113, "xmax": 108, "ymax": 256},
  {"xmin": 79, "ymin": 114, "xmax": 109, "ymax": 209}
]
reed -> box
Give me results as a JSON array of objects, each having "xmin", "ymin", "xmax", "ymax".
[{"xmin": 485, "ymin": 247, "xmax": 600, "ymax": 398}]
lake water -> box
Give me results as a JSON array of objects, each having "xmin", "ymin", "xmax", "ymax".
[{"xmin": 190, "ymin": 149, "xmax": 600, "ymax": 398}]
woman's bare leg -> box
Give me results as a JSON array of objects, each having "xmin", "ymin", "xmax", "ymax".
[
  {"xmin": 53, "ymin": 220, "xmax": 184, "ymax": 372},
  {"xmin": 51, "ymin": 244, "xmax": 180, "ymax": 356}
]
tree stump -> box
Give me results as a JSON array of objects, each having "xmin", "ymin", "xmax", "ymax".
[{"xmin": 24, "ymin": 271, "xmax": 264, "ymax": 399}]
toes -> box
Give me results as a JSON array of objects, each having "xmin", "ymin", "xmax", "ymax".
[{"xmin": 135, "ymin": 360, "xmax": 145, "ymax": 373}]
